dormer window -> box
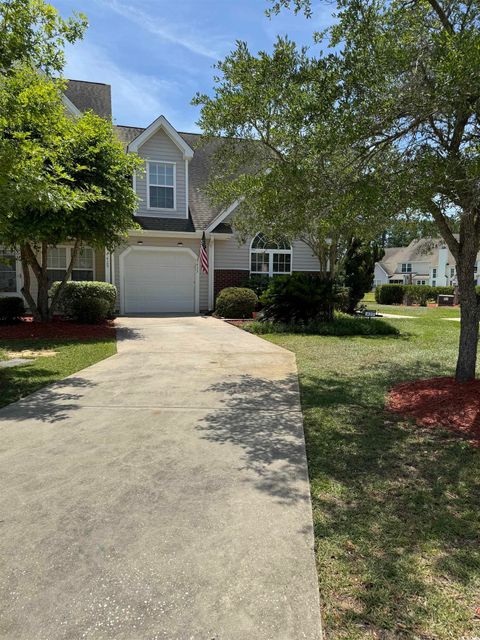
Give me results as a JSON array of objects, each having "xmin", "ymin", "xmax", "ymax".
[
  {"xmin": 148, "ymin": 161, "xmax": 175, "ymax": 210},
  {"xmin": 401, "ymin": 263, "xmax": 412, "ymax": 273}
]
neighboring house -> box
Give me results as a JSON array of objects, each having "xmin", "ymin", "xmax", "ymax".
[
  {"xmin": 0, "ymin": 79, "xmax": 321, "ymax": 314},
  {"xmin": 374, "ymin": 237, "xmax": 479, "ymax": 287}
]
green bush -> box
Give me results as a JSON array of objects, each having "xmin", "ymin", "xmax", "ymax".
[
  {"xmin": 70, "ymin": 297, "xmax": 110, "ymax": 324},
  {"xmin": 261, "ymin": 273, "xmax": 339, "ymax": 323},
  {"xmin": 216, "ymin": 287, "xmax": 258, "ymax": 318},
  {"xmin": 244, "ymin": 313, "xmax": 399, "ymax": 336},
  {"xmin": 375, "ymin": 284, "xmax": 457, "ymax": 305},
  {"xmin": 0, "ymin": 296, "xmax": 25, "ymax": 323},
  {"xmin": 375, "ymin": 284, "xmax": 405, "ymax": 304},
  {"xmin": 334, "ymin": 286, "xmax": 351, "ymax": 313},
  {"xmin": 50, "ymin": 281, "xmax": 117, "ymax": 319},
  {"xmin": 241, "ymin": 274, "xmax": 271, "ymax": 299}
]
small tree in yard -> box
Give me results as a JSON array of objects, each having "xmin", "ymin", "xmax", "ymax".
[
  {"xmin": 268, "ymin": 0, "xmax": 480, "ymax": 381},
  {"xmin": 0, "ymin": 68, "xmax": 141, "ymax": 321},
  {"xmin": 344, "ymin": 238, "xmax": 384, "ymax": 314}
]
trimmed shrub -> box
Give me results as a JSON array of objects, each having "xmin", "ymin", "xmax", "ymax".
[
  {"xmin": 244, "ymin": 313, "xmax": 399, "ymax": 336},
  {"xmin": 70, "ymin": 297, "xmax": 110, "ymax": 324},
  {"xmin": 0, "ymin": 296, "xmax": 25, "ymax": 323},
  {"xmin": 261, "ymin": 273, "xmax": 339, "ymax": 323},
  {"xmin": 50, "ymin": 281, "xmax": 117, "ymax": 319},
  {"xmin": 375, "ymin": 284, "xmax": 405, "ymax": 304},
  {"xmin": 241, "ymin": 274, "xmax": 271, "ymax": 299},
  {"xmin": 376, "ymin": 284, "xmax": 456, "ymax": 305},
  {"xmin": 216, "ymin": 287, "xmax": 258, "ymax": 318}
]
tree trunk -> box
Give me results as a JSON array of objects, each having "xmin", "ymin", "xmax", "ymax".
[
  {"xmin": 19, "ymin": 246, "xmax": 41, "ymax": 322},
  {"xmin": 455, "ymin": 243, "xmax": 479, "ymax": 383},
  {"xmin": 48, "ymin": 240, "xmax": 80, "ymax": 319},
  {"xmin": 35, "ymin": 242, "xmax": 50, "ymax": 322}
]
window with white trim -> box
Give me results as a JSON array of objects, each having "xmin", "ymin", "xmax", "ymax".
[
  {"xmin": 432, "ymin": 268, "xmax": 437, "ymax": 278},
  {"xmin": 47, "ymin": 246, "xmax": 94, "ymax": 286},
  {"xmin": 72, "ymin": 247, "xmax": 94, "ymax": 281},
  {"xmin": 47, "ymin": 247, "xmax": 67, "ymax": 286},
  {"xmin": 148, "ymin": 161, "xmax": 175, "ymax": 209},
  {"xmin": 250, "ymin": 233, "xmax": 292, "ymax": 277},
  {"xmin": 401, "ymin": 263, "xmax": 412, "ymax": 273},
  {"xmin": 0, "ymin": 248, "xmax": 17, "ymax": 293}
]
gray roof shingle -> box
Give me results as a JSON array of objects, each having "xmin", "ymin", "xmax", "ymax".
[
  {"xmin": 135, "ymin": 216, "xmax": 195, "ymax": 232},
  {"xmin": 64, "ymin": 80, "xmax": 112, "ymax": 120}
]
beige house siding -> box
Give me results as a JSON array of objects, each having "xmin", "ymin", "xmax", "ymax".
[
  {"xmin": 214, "ymin": 236, "xmax": 249, "ymax": 271},
  {"xmin": 214, "ymin": 234, "xmax": 320, "ymax": 272},
  {"xmin": 291, "ymin": 241, "xmax": 320, "ymax": 271},
  {"xmin": 135, "ymin": 130, "xmax": 187, "ymax": 219},
  {"xmin": 113, "ymin": 236, "xmax": 208, "ymax": 311}
]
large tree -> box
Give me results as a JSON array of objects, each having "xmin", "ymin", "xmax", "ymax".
[
  {"xmin": 194, "ymin": 38, "xmax": 391, "ymax": 279},
  {"xmin": 268, "ymin": 0, "xmax": 480, "ymax": 381},
  {"xmin": 0, "ymin": 0, "xmax": 87, "ymax": 74},
  {"xmin": 0, "ymin": 68, "xmax": 141, "ymax": 321}
]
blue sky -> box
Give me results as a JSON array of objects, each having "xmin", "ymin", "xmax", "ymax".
[{"xmin": 55, "ymin": 0, "xmax": 333, "ymax": 131}]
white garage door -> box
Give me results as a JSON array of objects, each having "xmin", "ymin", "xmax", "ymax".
[{"xmin": 122, "ymin": 248, "xmax": 197, "ymax": 313}]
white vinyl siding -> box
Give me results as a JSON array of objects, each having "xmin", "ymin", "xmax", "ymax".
[{"xmin": 135, "ymin": 130, "xmax": 187, "ymax": 218}]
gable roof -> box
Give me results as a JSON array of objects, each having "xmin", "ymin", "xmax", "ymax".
[
  {"xmin": 378, "ymin": 238, "xmax": 456, "ymax": 275},
  {"xmin": 127, "ymin": 116, "xmax": 194, "ymax": 159},
  {"xmin": 64, "ymin": 80, "xmax": 112, "ymax": 119},
  {"xmin": 115, "ymin": 126, "xmax": 232, "ymax": 233}
]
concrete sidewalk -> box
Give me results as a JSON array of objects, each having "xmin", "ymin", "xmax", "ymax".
[{"xmin": 0, "ymin": 316, "xmax": 322, "ymax": 640}]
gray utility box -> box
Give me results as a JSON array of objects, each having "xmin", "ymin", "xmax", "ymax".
[{"xmin": 438, "ymin": 294, "xmax": 454, "ymax": 306}]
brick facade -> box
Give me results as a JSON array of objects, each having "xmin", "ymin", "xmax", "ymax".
[{"xmin": 214, "ymin": 269, "xmax": 249, "ymax": 299}]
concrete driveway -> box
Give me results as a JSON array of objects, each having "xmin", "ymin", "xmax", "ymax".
[{"xmin": 0, "ymin": 316, "xmax": 322, "ymax": 640}]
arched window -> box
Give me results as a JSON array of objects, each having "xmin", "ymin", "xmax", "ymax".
[{"xmin": 250, "ymin": 233, "xmax": 292, "ymax": 277}]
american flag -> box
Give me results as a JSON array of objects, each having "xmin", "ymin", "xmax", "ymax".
[{"xmin": 200, "ymin": 232, "xmax": 209, "ymax": 274}]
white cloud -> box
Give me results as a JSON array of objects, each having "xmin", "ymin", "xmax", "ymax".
[
  {"xmin": 100, "ymin": 0, "xmax": 226, "ymax": 60},
  {"xmin": 63, "ymin": 41, "xmax": 192, "ymax": 127}
]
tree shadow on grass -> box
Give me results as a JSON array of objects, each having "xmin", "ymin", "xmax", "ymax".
[{"xmin": 300, "ymin": 359, "xmax": 480, "ymax": 638}]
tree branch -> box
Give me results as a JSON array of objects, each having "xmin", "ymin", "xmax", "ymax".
[
  {"xmin": 48, "ymin": 239, "xmax": 81, "ymax": 318},
  {"xmin": 426, "ymin": 0, "xmax": 455, "ymax": 34},
  {"xmin": 428, "ymin": 199, "xmax": 460, "ymax": 259}
]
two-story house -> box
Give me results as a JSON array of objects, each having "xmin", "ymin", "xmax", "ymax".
[
  {"xmin": 0, "ymin": 80, "xmax": 321, "ymax": 314},
  {"xmin": 374, "ymin": 237, "xmax": 479, "ymax": 288}
]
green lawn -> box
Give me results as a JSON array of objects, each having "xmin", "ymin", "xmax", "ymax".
[
  {"xmin": 0, "ymin": 338, "xmax": 116, "ymax": 408},
  {"xmin": 263, "ymin": 307, "xmax": 480, "ymax": 639}
]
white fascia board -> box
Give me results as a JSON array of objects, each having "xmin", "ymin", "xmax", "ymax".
[
  {"xmin": 62, "ymin": 93, "xmax": 81, "ymax": 116},
  {"xmin": 376, "ymin": 262, "xmax": 390, "ymax": 277},
  {"xmin": 127, "ymin": 115, "xmax": 194, "ymax": 159},
  {"xmin": 205, "ymin": 197, "xmax": 243, "ymax": 233}
]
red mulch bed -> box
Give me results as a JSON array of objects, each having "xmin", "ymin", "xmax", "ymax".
[
  {"xmin": 0, "ymin": 317, "xmax": 116, "ymax": 341},
  {"xmin": 224, "ymin": 319, "xmax": 250, "ymax": 328},
  {"xmin": 387, "ymin": 376, "xmax": 480, "ymax": 447}
]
